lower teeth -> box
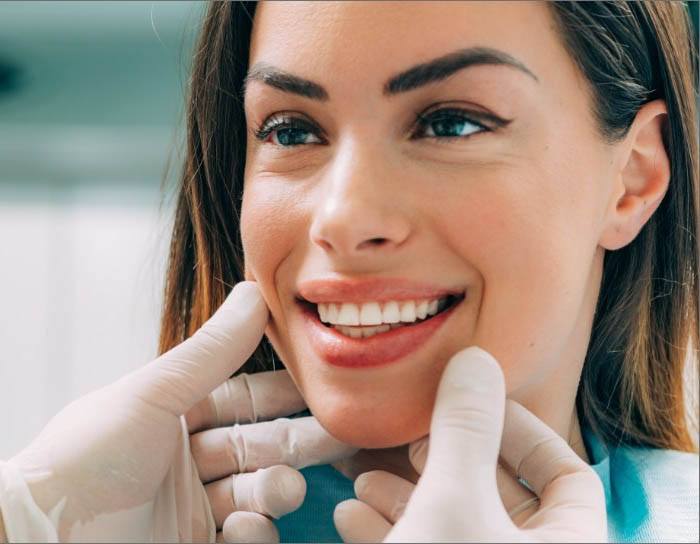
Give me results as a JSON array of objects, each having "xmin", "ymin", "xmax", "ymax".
[{"xmin": 332, "ymin": 321, "xmax": 411, "ymax": 339}]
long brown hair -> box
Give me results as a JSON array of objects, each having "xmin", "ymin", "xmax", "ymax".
[{"xmin": 158, "ymin": 2, "xmax": 699, "ymax": 452}]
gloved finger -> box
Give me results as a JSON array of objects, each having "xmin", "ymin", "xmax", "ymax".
[
  {"xmin": 130, "ymin": 281, "xmax": 269, "ymax": 417},
  {"xmin": 222, "ymin": 511, "xmax": 279, "ymax": 543},
  {"xmin": 186, "ymin": 370, "xmax": 307, "ymax": 433},
  {"xmin": 354, "ymin": 470, "xmax": 414, "ymax": 523},
  {"xmin": 495, "ymin": 463, "xmax": 539, "ymax": 525},
  {"xmin": 206, "ymin": 465, "xmax": 306, "ymax": 527},
  {"xmin": 499, "ymin": 400, "xmax": 606, "ymax": 533},
  {"xmin": 191, "ymin": 416, "xmax": 358, "ymax": 483},
  {"xmin": 407, "ymin": 436, "xmax": 428, "ymax": 474},
  {"xmin": 334, "ymin": 499, "xmax": 391, "ymax": 543},
  {"xmin": 396, "ymin": 346, "xmax": 512, "ymax": 539}
]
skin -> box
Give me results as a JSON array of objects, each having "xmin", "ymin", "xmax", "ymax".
[{"xmin": 240, "ymin": 1, "xmax": 670, "ymax": 475}]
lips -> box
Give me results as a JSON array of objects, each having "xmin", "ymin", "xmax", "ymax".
[{"xmin": 295, "ymin": 277, "xmax": 465, "ymax": 368}]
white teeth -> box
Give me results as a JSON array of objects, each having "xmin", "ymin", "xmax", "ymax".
[
  {"xmin": 399, "ymin": 300, "xmax": 416, "ymax": 322},
  {"xmin": 382, "ymin": 301, "xmax": 401, "ymax": 323},
  {"xmin": 359, "ymin": 302, "xmax": 383, "ymax": 325},
  {"xmin": 327, "ymin": 303, "xmax": 339, "ymax": 322},
  {"xmin": 348, "ymin": 327, "xmax": 362, "ymax": 338},
  {"xmin": 318, "ymin": 303, "xmax": 328, "ymax": 322},
  {"xmin": 427, "ymin": 299, "xmax": 439, "ymax": 316},
  {"xmin": 416, "ymin": 300, "xmax": 428, "ymax": 319},
  {"xmin": 336, "ymin": 302, "xmax": 360, "ymax": 325},
  {"xmin": 334, "ymin": 323, "xmax": 393, "ymax": 339},
  {"xmin": 317, "ymin": 295, "xmax": 456, "ymax": 326}
]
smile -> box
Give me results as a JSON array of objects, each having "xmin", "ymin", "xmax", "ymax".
[
  {"xmin": 295, "ymin": 277, "xmax": 465, "ymax": 368},
  {"xmin": 317, "ymin": 296, "xmax": 458, "ymax": 338}
]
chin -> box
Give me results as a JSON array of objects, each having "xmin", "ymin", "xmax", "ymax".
[{"xmin": 307, "ymin": 393, "xmax": 433, "ymax": 449}]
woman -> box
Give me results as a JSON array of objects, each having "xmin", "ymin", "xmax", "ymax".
[
  {"xmin": 0, "ymin": 1, "xmax": 696, "ymax": 542},
  {"xmin": 165, "ymin": 1, "xmax": 698, "ymax": 542}
]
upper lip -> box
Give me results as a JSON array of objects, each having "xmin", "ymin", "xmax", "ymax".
[{"xmin": 297, "ymin": 276, "xmax": 465, "ymax": 304}]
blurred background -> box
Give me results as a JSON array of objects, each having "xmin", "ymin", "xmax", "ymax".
[
  {"xmin": 0, "ymin": 2, "xmax": 697, "ymax": 460},
  {"xmin": 0, "ymin": 1, "xmax": 203, "ymax": 457}
]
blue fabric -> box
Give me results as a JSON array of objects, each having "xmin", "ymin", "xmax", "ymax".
[{"xmin": 276, "ymin": 421, "xmax": 698, "ymax": 543}]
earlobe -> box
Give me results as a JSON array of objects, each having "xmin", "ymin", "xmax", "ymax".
[{"xmin": 599, "ymin": 99, "xmax": 671, "ymax": 251}]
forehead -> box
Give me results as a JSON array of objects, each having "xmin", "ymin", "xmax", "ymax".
[{"xmin": 248, "ymin": 1, "xmax": 562, "ymax": 95}]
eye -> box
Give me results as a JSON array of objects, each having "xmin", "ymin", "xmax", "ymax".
[
  {"xmin": 412, "ymin": 107, "xmax": 490, "ymax": 143},
  {"xmin": 252, "ymin": 106, "xmax": 499, "ymax": 148},
  {"xmin": 252, "ymin": 114, "xmax": 323, "ymax": 147}
]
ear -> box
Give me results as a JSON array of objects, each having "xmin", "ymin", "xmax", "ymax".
[{"xmin": 599, "ymin": 99, "xmax": 671, "ymax": 251}]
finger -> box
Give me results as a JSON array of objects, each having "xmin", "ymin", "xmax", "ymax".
[
  {"xmin": 206, "ymin": 465, "xmax": 306, "ymax": 527},
  {"xmin": 191, "ymin": 416, "xmax": 358, "ymax": 483},
  {"xmin": 495, "ymin": 463, "xmax": 539, "ymax": 525},
  {"xmin": 500, "ymin": 400, "xmax": 606, "ymax": 532},
  {"xmin": 222, "ymin": 511, "xmax": 279, "ymax": 543},
  {"xmin": 407, "ymin": 436, "xmax": 428, "ymax": 474},
  {"xmin": 131, "ymin": 281, "xmax": 269, "ymax": 416},
  {"xmin": 186, "ymin": 370, "xmax": 307, "ymax": 433},
  {"xmin": 423, "ymin": 347, "xmax": 505, "ymax": 488},
  {"xmin": 354, "ymin": 470, "xmax": 415, "ymax": 524},
  {"xmin": 334, "ymin": 499, "xmax": 391, "ymax": 543}
]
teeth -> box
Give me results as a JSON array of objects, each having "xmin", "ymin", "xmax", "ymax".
[
  {"xmin": 399, "ymin": 300, "xmax": 416, "ymax": 322},
  {"xmin": 336, "ymin": 303, "xmax": 360, "ymax": 325},
  {"xmin": 427, "ymin": 299, "xmax": 439, "ymax": 316},
  {"xmin": 317, "ymin": 295, "xmax": 455, "ymax": 326},
  {"xmin": 382, "ymin": 301, "xmax": 401, "ymax": 323},
  {"xmin": 327, "ymin": 303, "xmax": 339, "ymax": 322},
  {"xmin": 334, "ymin": 323, "xmax": 393, "ymax": 339},
  {"xmin": 318, "ymin": 303, "xmax": 328, "ymax": 322},
  {"xmin": 359, "ymin": 302, "xmax": 383, "ymax": 325}
]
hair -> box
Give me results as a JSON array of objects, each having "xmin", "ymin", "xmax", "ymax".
[{"xmin": 158, "ymin": 1, "xmax": 699, "ymax": 452}]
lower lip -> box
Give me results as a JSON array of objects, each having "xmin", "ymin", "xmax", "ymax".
[{"xmin": 299, "ymin": 299, "xmax": 461, "ymax": 368}]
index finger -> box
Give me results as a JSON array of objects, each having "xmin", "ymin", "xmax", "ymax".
[
  {"xmin": 191, "ymin": 415, "xmax": 358, "ymax": 482},
  {"xmin": 186, "ymin": 370, "xmax": 307, "ymax": 433}
]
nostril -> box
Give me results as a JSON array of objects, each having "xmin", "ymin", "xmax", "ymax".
[{"xmin": 359, "ymin": 237, "xmax": 388, "ymax": 249}]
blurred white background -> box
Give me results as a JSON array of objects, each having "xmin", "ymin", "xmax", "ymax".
[{"xmin": 0, "ymin": 1, "xmax": 203, "ymax": 458}]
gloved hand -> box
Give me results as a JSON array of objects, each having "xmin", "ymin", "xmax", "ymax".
[
  {"xmin": 0, "ymin": 281, "xmax": 355, "ymax": 543},
  {"xmin": 333, "ymin": 346, "xmax": 607, "ymax": 543},
  {"xmin": 186, "ymin": 370, "xmax": 357, "ymax": 543}
]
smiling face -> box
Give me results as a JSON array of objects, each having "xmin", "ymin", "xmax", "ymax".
[{"xmin": 240, "ymin": 1, "xmax": 621, "ymax": 448}]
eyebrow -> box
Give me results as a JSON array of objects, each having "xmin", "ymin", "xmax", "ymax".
[{"xmin": 243, "ymin": 46, "xmax": 538, "ymax": 102}]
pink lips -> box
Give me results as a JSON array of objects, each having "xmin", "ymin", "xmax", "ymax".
[{"xmin": 296, "ymin": 277, "xmax": 464, "ymax": 369}]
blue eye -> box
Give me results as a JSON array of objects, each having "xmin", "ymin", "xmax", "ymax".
[
  {"xmin": 253, "ymin": 115, "xmax": 322, "ymax": 147},
  {"xmin": 253, "ymin": 107, "xmax": 493, "ymax": 148},
  {"xmin": 413, "ymin": 107, "xmax": 489, "ymax": 142}
]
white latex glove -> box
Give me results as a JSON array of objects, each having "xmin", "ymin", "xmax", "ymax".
[
  {"xmin": 0, "ymin": 281, "xmax": 324, "ymax": 543},
  {"xmin": 334, "ymin": 346, "xmax": 607, "ymax": 543},
  {"xmin": 185, "ymin": 370, "xmax": 357, "ymax": 543}
]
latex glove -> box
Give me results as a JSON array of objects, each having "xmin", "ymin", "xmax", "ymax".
[
  {"xmin": 1, "ymin": 281, "xmax": 282, "ymax": 542},
  {"xmin": 334, "ymin": 346, "xmax": 607, "ymax": 543},
  {"xmin": 186, "ymin": 370, "xmax": 357, "ymax": 543}
]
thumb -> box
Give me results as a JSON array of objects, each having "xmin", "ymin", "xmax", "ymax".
[
  {"xmin": 131, "ymin": 281, "xmax": 269, "ymax": 416},
  {"xmin": 423, "ymin": 346, "xmax": 505, "ymax": 485}
]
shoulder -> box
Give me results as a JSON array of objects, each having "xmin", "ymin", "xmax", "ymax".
[{"xmin": 605, "ymin": 446, "xmax": 698, "ymax": 543}]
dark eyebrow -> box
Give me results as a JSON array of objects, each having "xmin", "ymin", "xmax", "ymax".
[{"xmin": 243, "ymin": 46, "xmax": 538, "ymax": 102}]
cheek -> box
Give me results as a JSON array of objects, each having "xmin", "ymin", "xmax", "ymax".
[
  {"xmin": 241, "ymin": 179, "xmax": 306, "ymax": 325},
  {"xmin": 435, "ymin": 163, "xmax": 601, "ymax": 387}
]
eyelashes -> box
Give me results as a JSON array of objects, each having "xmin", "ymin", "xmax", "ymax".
[{"xmin": 252, "ymin": 106, "xmax": 510, "ymax": 148}]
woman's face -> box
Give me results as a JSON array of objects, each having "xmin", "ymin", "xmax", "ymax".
[{"xmin": 241, "ymin": 1, "xmax": 619, "ymax": 448}]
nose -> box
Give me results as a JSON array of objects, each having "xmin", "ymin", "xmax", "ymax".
[{"xmin": 309, "ymin": 141, "xmax": 412, "ymax": 258}]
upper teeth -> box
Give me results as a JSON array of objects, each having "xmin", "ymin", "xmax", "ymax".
[{"xmin": 317, "ymin": 297, "xmax": 447, "ymax": 326}]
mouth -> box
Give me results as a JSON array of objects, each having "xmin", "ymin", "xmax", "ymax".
[{"xmin": 295, "ymin": 291, "xmax": 466, "ymax": 368}]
